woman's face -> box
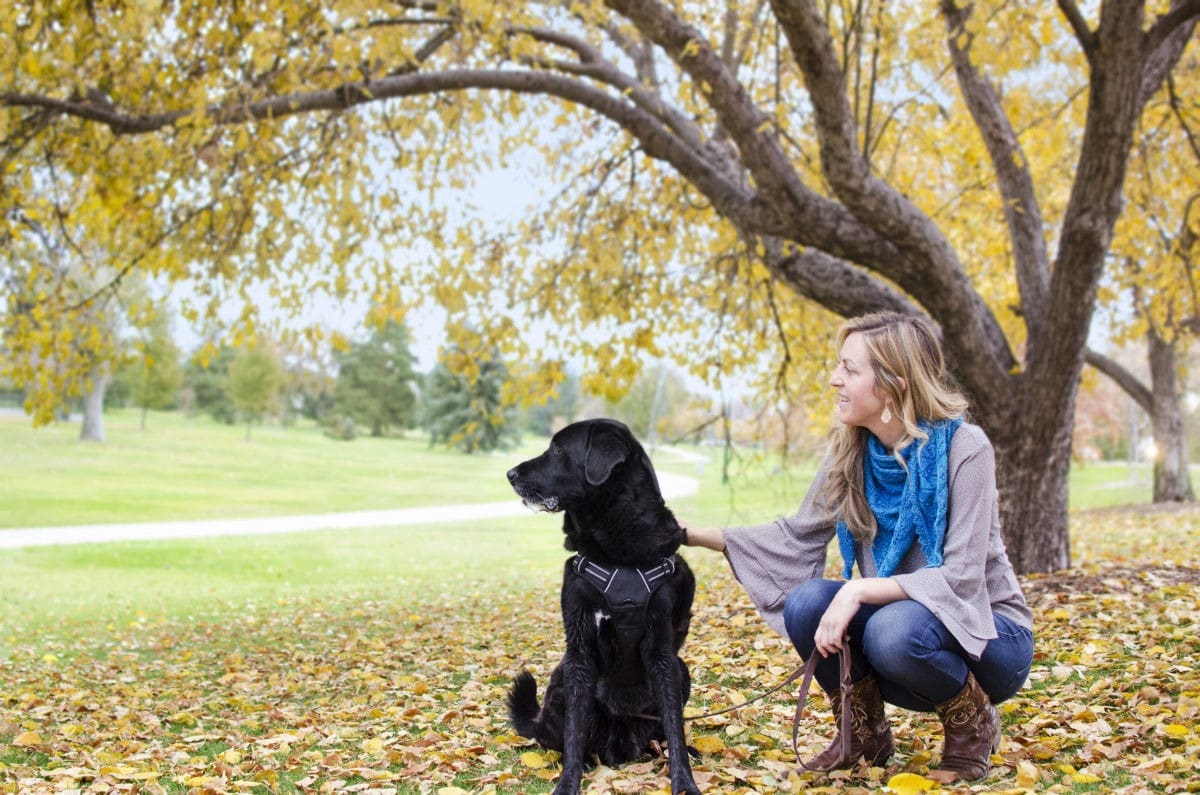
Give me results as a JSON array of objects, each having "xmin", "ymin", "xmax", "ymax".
[{"xmin": 831, "ymin": 332, "xmax": 887, "ymax": 430}]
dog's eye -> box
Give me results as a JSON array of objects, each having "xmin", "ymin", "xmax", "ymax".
[{"xmin": 551, "ymin": 444, "xmax": 563, "ymax": 455}]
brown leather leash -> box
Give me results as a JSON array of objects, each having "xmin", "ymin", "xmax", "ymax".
[
  {"xmin": 679, "ymin": 662, "xmax": 808, "ymax": 722},
  {"xmin": 676, "ymin": 650, "xmax": 853, "ymax": 770},
  {"xmin": 790, "ymin": 649, "xmax": 852, "ymax": 770}
]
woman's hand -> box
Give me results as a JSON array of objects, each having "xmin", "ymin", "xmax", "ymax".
[
  {"xmin": 814, "ymin": 581, "xmax": 861, "ymax": 657},
  {"xmin": 813, "ymin": 577, "xmax": 909, "ymax": 657}
]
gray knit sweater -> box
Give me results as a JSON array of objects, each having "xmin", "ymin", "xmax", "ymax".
[{"xmin": 722, "ymin": 423, "xmax": 1033, "ymax": 660}]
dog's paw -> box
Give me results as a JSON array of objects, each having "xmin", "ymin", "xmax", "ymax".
[{"xmin": 550, "ymin": 781, "xmax": 580, "ymax": 795}]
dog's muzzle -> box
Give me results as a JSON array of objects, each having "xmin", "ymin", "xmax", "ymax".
[
  {"xmin": 507, "ymin": 469, "xmax": 560, "ymax": 512},
  {"xmin": 521, "ymin": 496, "xmax": 560, "ymax": 513}
]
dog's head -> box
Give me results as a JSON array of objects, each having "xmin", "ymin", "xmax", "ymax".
[{"xmin": 506, "ymin": 418, "xmax": 661, "ymax": 514}]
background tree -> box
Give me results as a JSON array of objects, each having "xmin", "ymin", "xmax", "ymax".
[
  {"xmin": 1, "ymin": 210, "xmax": 127, "ymax": 442},
  {"xmin": 332, "ymin": 320, "xmax": 419, "ymax": 437},
  {"xmin": 609, "ymin": 362, "xmax": 701, "ymax": 444},
  {"xmin": 1086, "ymin": 52, "xmax": 1199, "ymax": 501},
  {"xmin": 115, "ymin": 309, "xmax": 183, "ymax": 429},
  {"xmin": 183, "ymin": 345, "xmax": 237, "ymax": 425},
  {"xmin": 523, "ymin": 368, "xmax": 583, "ymax": 437},
  {"xmin": 227, "ymin": 341, "xmax": 285, "ymax": 441},
  {"xmin": 421, "ymin": 326, "xmax": 521, "ymax": 454},
  {"xmin": 4, "ymin": 2, "xmax": 1198, "ymax": 572},
  {"xmin": 282, "ymin": 346, "xmax": 337, "ymax": 426},
  {"xmin": 1073, "ymin": 364, "xmax": 1140, "ymax": 462}
]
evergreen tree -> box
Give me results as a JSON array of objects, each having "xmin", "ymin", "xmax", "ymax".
[
  {"xmin": 422, "ymin": 347, "xmax": 520, "ymax": 454},
  {"xmin": 332, "ymin": 321, "xmax": 418, "ymax": 437}
]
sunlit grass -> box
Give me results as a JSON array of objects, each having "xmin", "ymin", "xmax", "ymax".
[
  {"xmin": 0, "ymin": 409, "xmax": 1167, "ymax": 647},
  {"xmin": 0, "ymin": 410, "xmax": 541, "ymax": 527}
]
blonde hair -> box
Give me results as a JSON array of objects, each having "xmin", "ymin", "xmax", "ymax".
[{"xmin": 821, "ymin": 312, "xmax": 969, "ymax": 543}]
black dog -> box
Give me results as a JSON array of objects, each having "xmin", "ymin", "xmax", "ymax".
[{"xmin": 506, "ymin": 418, "xmax": 700, "ymax": 795}]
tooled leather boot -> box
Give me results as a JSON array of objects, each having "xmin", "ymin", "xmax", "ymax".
[
  {"xmin": 805, "ymin": 673, "xmax": 895, "ymax": 771},
  {"xmin": 928, "ymin": 672, "xmax": 1001, "ymax": 783}
]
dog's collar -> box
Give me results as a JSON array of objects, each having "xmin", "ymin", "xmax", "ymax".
[{"xmin": 571, "ymin": 554, "xmax": 677, "ymax": 610}]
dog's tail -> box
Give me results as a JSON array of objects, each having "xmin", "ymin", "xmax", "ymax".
[{"xmin": 507, "ymin": 670, "xmax": 543, "ymax": 739}]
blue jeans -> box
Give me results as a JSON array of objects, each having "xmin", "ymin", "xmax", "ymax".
[{"xmin": 782, "ymin": 579, "xmax": 1033, "ymax": 711}]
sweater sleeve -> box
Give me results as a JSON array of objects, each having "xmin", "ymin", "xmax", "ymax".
[
  {"xmin": 721, "ymin": 465, "xmax": 838, "ymax": 636},
  {"xmin": 891, "ymin": 425, "xmax": 998, "ymax": 659}
]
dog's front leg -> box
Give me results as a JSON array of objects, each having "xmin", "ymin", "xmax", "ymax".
[
  {"xmin": 645, "ymin": 637, "xmax": 700, "ymax": 794},
  {"xmin": 556, "ymin": 603, "xmax": 598, "ymax": 795}
]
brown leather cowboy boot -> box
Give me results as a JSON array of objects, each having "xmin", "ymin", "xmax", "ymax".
[
  {"xmin": 806, "ymin": 673, "xmax": 895, "ymax": 771},
  {"xmin": 928, "ymin": 672, "xmax": 1001, "ymax": 783}
]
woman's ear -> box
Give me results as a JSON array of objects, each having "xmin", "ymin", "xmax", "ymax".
[{"xmin": 896, "ymin": 376, "xmax": 907, "ymax": 394}]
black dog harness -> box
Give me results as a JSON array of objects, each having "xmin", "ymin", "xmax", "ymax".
[{"xmin": 571, "ymin": 553, "xmax": 677, "ymax": 640}]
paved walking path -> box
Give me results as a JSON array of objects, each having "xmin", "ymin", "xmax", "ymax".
[{"xmin": 0, "ymin": 471, "xmax": 699, "ymax": 549}]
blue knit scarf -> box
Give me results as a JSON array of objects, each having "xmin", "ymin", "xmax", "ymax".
[{"xmin": 836, "ymin": 417, "xmax": 962, "ymax": 578}]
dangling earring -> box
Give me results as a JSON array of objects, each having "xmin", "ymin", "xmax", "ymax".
[{"xmin": 881, "ymin": 405, "xmax": 892, "ymax": 424}]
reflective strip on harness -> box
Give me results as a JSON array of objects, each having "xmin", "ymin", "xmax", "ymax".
[{"xmin": 571, "ymin": 554, "xmax": 676, "ymax": 610}]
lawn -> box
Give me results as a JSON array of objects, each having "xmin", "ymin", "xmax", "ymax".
[
  {"xmin": 1, "ymin": 410, "xmax": 1194, "ymax": 793},
  {"xmin": 0, "ymin": 410, "xmax": 1156, "ymax": 640},
  {"xmin": 0, "ymin": 411, "xmax": 538, "ymax": 528}
]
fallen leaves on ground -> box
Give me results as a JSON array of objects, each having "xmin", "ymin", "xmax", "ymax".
[{"xmin": 1, "ymin": 505, "xmax": 1198, "ymax": 794}]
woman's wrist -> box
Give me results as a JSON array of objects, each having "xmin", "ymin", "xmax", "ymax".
[{"xmin": 679, "ymin": 520, "xmax": 725, "ymax": 552}]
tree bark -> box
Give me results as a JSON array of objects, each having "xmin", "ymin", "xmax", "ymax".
[
  {"xmin": 1086, "ymin": 339, "xmax": 1195, "ymax": 504},
  {"xmin": 990, "ymin": 427, "xmax": 1074, "ymax": 575},
  {"xmin": 80, "ymin": 371, "xmax": 110, "ymax": 443},
  {"xmin": 1148, "ymin": 328, "xmax": 1195, "ymax": 502}
]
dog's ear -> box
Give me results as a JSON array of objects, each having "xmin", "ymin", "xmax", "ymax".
[{"xmin": 584, "ymin": 423, "xmax": 629, "ymax": 485}]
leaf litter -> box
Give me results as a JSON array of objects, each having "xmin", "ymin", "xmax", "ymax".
[{"xmin": 1, "ymin": 504, "xmax": 1198, "ymax": 793}]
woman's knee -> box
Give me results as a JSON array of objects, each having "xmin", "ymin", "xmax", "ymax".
[
  {"xmin": 783, "ymin": 579, "xmax": 842, "ymax": 650},
  {"xmin": 862, "ymin": 602, "xmax": 944, "ymax": 673},
  {"xmin": 863, "ymin": 602, "xmax": 967, "ymax": 702}
]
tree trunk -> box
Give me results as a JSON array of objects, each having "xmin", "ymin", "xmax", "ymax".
[
  {"xmin": 1148, "ymin": 328, "xmax": 1194, "ymax": 502},
  {"xmin": 988, "ymin": 404, "xmax": 1074, "ymax": 575},
  {"xmin": 80, "ymin": 371, "xmax": 110, "ymax": 443}
]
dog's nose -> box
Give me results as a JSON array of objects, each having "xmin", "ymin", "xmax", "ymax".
[{"xmin": 506, "ymin": 468, "xmax": 518, "ymax": 483}]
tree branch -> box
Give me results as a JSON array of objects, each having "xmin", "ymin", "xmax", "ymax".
[
  {"xmin": 600, "ymin": 0, "xmax": 1002, "ymax": 351},
  {"xmin": 1056, "ymin": 0, "xmax": 1097, "ymax": 58},
  {"xmin": 767, "ymin": 0, "xmax": 1014, "ymax": 408},
  {"xmin": 762, "ymin": 237, "xmax": 920, "ymax": 319},
  {"xmin": 767, "ymin": 1, "xmax": 969, "ymax": 284},
  {"xmin": 1085, "ymin": 348, "xmax": 1152, "ymax": 413},
  {"xmin": 3, "ymin": 69, "xmax": 766, "ymax": 230},
  {"xmin": 513, "ymin": 25, "xmax": 709, "ymax": 153},
  {"xmin": 603, "ymin": 0, "xmax": 813, "ymax": 215},
  {"xmin": 1140, "ymin": 0, "xmax": 1200, "ymax": 107},
  {"xmin": 1144, "ymin": 0, "xmax": 1200, "ymax": 55},
  {"xmin": 1037, "ymin": 0, "xmax": 1145, "ymax": 397},
  {"xmin": 940, "ymin": 0, "xmax": 1051, "ymax": 341},
  {"xmin": 1168, "ymin": 77, "xmax": 1200, "ymax": 163}
]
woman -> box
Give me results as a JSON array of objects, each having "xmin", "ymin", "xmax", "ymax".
[{"xmin": 682, "ymin": 312, "xmax": 1033, "ymax": 783}]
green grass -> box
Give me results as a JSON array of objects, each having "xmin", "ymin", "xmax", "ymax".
[
  {"xmin": 0, "ymin": 409, "xmax": 1163, "ymax": 647},
  {"xmin": 0, "ymin": 516, "xmax": 571, "ymax": 649},
  {"xmin": 0, "ymin": 410, "xmax": 537, "ymax": 527},
  {"xmin": 1067, "ymin": 458, "xmax": 1154, "ymax": 508}
]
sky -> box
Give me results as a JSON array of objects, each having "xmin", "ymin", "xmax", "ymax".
[{"xmin": 171, "ymin": 164, "xmax": 541, "ymax": 372}]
